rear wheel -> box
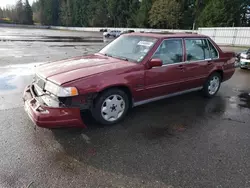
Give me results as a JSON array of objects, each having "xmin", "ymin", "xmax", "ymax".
[
  {"xmin": 203, "ymin": 72, "xmax": 221, "ymax": 98},
  {"xmin": 92, "ymin": 89, "xmax": 129, "ymax": 125}
]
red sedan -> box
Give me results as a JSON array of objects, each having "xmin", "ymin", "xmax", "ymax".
[{"xmin": 23, "ymin": 32, "xmax": 235, "ymax": 128}]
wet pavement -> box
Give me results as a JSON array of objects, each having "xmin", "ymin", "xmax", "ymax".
[{"xmin": 1, "ymin": 27, "xmax": 250, "ymax": 188}]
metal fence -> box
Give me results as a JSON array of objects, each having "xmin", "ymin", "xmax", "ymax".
[{"xmin": 198, "ymin": 27, "xmax": 250, "ymax": 47}]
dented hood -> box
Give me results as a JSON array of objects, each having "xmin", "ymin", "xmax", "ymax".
[{"xmin": 36, "ymin": 54, "xmax": 136, "ymax": 85}]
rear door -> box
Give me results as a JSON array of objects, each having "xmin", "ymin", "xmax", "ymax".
[
  {"xmin": 182, "ymin": 38, "xmax": 215, "ymax": 89},
  {"xmin": 144, "ymin": 38, "xmax": 187, "ymax": 98}
]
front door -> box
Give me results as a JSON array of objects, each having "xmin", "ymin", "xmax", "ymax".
[{"xmin": 144, "ymin": 38, "xmax": 187, "ymax": 99}]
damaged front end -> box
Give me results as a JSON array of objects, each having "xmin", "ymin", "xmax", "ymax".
[
  {"xmin": 239, "ymin": 52, "xmax": 250, "ymax": 69},
  {"xmin": 23, "ymin": 75, "xmax": 90, "ymax": 128}
]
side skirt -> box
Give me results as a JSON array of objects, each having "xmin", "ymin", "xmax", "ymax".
[{"xmin": 133, "ymin": 87, "xmax": 203, "ymax": 107}]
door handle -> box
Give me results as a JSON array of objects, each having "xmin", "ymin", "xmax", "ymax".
[
  {"xmin": 205, "ymin": 58, "xmax": 212, "ymax": 65},
  {"xmin": 176, "ymin": 65, "xmax": 184, "ymax": 69}
]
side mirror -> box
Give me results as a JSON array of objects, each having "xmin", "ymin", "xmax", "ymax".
[{"xmin": 148, "ymin": 58, "xmax": 163, "ymax": 68}]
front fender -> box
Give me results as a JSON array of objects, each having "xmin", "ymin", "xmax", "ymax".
[{"xmin": 62, "ymin": 68, "xmax": 145, "ymax": 100}]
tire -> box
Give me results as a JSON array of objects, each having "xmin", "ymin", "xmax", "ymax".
[
  {"xmin": 240, "ymin": 67, "xmax": 247, "ymax": 69},
  {"xmin": 106, "ymin": 34, "xmax": 110, "ymax": 38},
  {"xmin": 202, "ymin": 72, "xmax": 221, "ymax": 98},
  {"xmin": 92, "ymin": 89, "xmax": 129, "ymax": 125}
]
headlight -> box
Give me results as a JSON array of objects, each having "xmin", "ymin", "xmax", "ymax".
[{"xmin": 44, "ymin": 81, "xmax": 78, "ymax": 97}]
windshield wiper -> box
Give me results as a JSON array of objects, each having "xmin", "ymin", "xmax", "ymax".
[
  {"xmin": 104, "ymin": 53, "xmax": 131, "ymax": 62},
  {"xmin": 116, "ymin": 56, "xmax": 128, "ymax": 61},
  {"xmin": 104, "ymin": 53, "xmax": 112, "ymax": 57}
]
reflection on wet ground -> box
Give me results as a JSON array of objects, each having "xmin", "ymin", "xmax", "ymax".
[
  {"xmin": 49, "ymin": 44, "xmax": 101, "ymax": 48},
  {"xmin": 0, "ymin": 76, "xmax": 16, "ymax": 91},
  {"xmin": 0, "ymin": 27, "xmax": 113, "ymax": 44},
  {"xmin": 49, "ymin": 88, "xmax": 248, "ymax": 186},
  {"xmin": 0, "ymin": 63, "xmax": 40, "ymax": 110},
  {"xmin": 0, "ymin": 35, "xmax": 104, "ymax": 43},
  {"xmin": 0, "ymin": 63, "xmax": 39, "ymax": 92},
  {"xmin": 227, "ymin": 90, "xmax": 250, "ymax": 110},
  {"xmin": 143, "ymin": 127, "xmax": 174, "ymax": 140},
  {"xmin": 238, "ymin": 92, "xmax": 250, "ymax": 109},
  {"xmin": 0, "ymin": 28, "xmax": 111, "ymax": 66}
]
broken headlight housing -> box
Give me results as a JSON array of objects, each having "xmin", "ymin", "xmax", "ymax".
[{"xmin": 44, "ymin": 81, "xmax": 78, "ymax": 97}]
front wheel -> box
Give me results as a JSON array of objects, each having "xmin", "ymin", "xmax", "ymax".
[
  {"xmin": 203, "ymin": 72, "xmax": 221, "ymax": 98},
  {"xmin": 92, "ymin": 89, "xmax": 129, "ymax": 125}
]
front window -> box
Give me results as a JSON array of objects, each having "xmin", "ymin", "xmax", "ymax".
[
  {"xmin": 99, "ymin": 35, "xmax": 158, "ymax": 62},
  {"xmin": 152, "ymin": 39, "xmax": 183, "ymax": 65}
]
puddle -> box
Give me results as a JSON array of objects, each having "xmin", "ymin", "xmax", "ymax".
[
  {"xmin": 49, "ymin": 44, "xmax": 92, "ymax": 47},
  {"xmin": 143, "ymin": 125, "xmax": 187, "ymax": 140},
  {"xmin": 202, "ymin": 96, "xmax": 226, "ymax": 115},
  {"xmin": 238, "ymin": 92, "xmax": 250, "ymax": 109},
  {"xmin": 143, "ymin": 127, "xmax": 173, "ymax": 140},
  {"xmin": 0, "ymin": 63, "xmax": 42, "ymax": 110},
  {"xmin": 0, "ymin": 76, "xmax": 16, "ymax": 91},
  {"xmin": 0, "ymin": 63, "xmax": 41, "ymax": 93}
]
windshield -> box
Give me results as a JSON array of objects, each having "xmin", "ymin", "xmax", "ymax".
[{"xmin": 99, "ymin": 35, "xmax": 158, "ymax": 62}]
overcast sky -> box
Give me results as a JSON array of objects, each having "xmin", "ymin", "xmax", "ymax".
[{"xmin": 0, "ymin": 0, "xmax": 36, "ymax": 8}]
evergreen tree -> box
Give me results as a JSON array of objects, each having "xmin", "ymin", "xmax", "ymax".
[
  {"xmin": 28, "ymin": 0, "xmax": 250, "ymax": 28},
  {"xmin": 178, "ymin": 0, "xmax": 195, "ymax": 29},
  {"xmin": 92, "ymin": 0, "xmax": 109, "ymax": 27},
  {"xmin": 149, "ymin": 0, "xmax": 182, "ymax": 29},
  {"xmin": 127, "ymin": 0, "xmax": 140, "ymax": 27},
  {"xmin": 118, "ymin": 0, "xmax": 131, "ymax": 27},
  {"xmin": 107, "ymin": 0, "xmax": 119, "ymax": 27},
  {"xmin": 198, "ymin": 0, "xmax": 242, "ymax": 27},
  {"xmin": 72, "ymin": 0, "xmax": 89, "ymax": 26},
  {"xmin": 15, "ymin": 0, "xmax": 25, "ymax": 24},
  {"xmin": 136, "ymin": 0, "xmax": 152, "ymax": 28},
  {"xmin": 39, "ymin": 0, "xmax": 46, "ymax": 24},
  {"xmin": 0, "ymin": 8, "xmax": 3, "ymax": 18},
  {"xmin": 32, "ymin": 0, "xmax": 41, "ymax": 23},
  {"xmin": 39, "ymin": 0, "xmax": 60, "ymax": 25},
  {"xmin": 51, "ymin": 0, "xmax": 59, "ymax": 25},
  {"xmin": 60, "ymin": 0, "xmax": 73, "ymax": 26},
  {"xmin": 87, "ymin": 0, "xmax": 98, "ymax": 26},
  {"xmin": 23, "ymin": 0, "xmax": 34, "ymax": 25}
]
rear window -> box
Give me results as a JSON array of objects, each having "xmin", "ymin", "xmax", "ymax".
[
  {"xmin": 185, "ymin": 39, "xmax": 210, "ymax": 61},
  {"xmin": 207, "ymin": 39, "xmax": 219, "ymax": 59}
]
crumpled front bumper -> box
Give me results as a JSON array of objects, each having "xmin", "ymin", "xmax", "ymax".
[
  {"xmin": 23, "ymin": 85, "xmax": 86, "ymax": 128},
  {"xmin": 240, "ymin": 59, "xmax": 250, "ymax": 69}
]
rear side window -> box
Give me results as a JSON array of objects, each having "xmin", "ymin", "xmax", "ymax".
[
  {"xmin": 152, "ymin": 39, "xmax": 183, "ymax": 65},
  {"xmin": 207, "ymin": 39, "xmax": 219, "ymax": 59},
  {"xmin": 185, "ymin": 39, "xmax": 210, "ymax": 61}
]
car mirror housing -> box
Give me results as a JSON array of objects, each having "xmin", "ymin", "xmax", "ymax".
[{"xmin": 148, "ymin": 58, "xmax": 163, "ymax": 68}]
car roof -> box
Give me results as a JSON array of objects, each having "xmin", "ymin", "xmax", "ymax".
[{"xmin": 126, "ymin": 32, "xmax": 207, "ymax": 39}]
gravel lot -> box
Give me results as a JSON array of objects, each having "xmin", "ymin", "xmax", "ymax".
[{"xmin": 0, "ymin": 27, "xmax": 250, "ymax": 188}]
